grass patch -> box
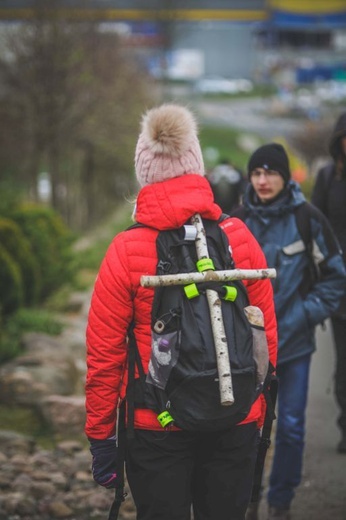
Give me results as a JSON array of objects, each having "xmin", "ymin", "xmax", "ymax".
[
  {"xmin": 0, "ymin": 404, "xmax": 43, "ymax": 437},
  {"xmin": 0, "ymin": 404, "xmax": 55, "ymax": 448},
  {"xmin": 6, "ymin": 308, "xmax": 64, "ymax": 336},
  {"xmin": 0, "ymin": 404, "xmax": 87, "ymax": 448},
  {"xmin": 0, "ymin": 308, "xmax": 63, "ymax": 363},
  {"xmin": 73, "ymin": 204, "xmax": 133, "ymax": 272},
  {"xmin": 44, "ymin": 204, "xmax": 133, "ymax": 312},
  {"xmin": 199, "ymin": 125, "xmax": 256, "ymax": 171}
]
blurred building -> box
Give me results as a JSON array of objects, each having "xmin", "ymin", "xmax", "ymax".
[
  {"xmin": 0, "ymin": 1, "xmax": 345, "ymax": 84},
  {"xmin": 255, "ymin": 1, "xmax": 346, "ymax": 86}
]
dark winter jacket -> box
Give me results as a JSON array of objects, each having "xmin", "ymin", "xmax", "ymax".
[
  {"xmin": 85, "ymin": 174, "xmax": 277, "ymax": 439},
  {"xmin": 232, "ymin": 180, "xmax": 346, "ymax": 365},
  {"xmin": 312, "ymin": 111, "xmax": 346, "ymax": 317},
  {"xmin": 328, "ymin": 111, "xmax": 346, "ymax": 161}
]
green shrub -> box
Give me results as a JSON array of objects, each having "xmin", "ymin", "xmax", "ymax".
[
  {"xmin": 0, "ymin": 218, "xmax": 41, "ymax": 306},
  {"xmin": 11, "ymin": 204, "xmax": 75, "ymax": 299},
  {"xmin": 0, "ymin": 308, "xmax": 64, "ymax": 364},
  {"xmin": 5, "ymin": 308, "xmax": 64, "ymax": 336},
  {"xmin": 0, "ymin": 244, "xmax": 23, "ymax": 316},
  {"xmin": 0, "ymin": 327, "xmax": 22, "ymax": 363},
  {"xmin": 0, "ymin": 178, "xmax": 24, "ymax": 217}
]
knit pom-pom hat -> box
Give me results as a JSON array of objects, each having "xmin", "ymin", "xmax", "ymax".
[{"xmin": 135, "ymin": 104, "xmax": 205, "ymax": 186}]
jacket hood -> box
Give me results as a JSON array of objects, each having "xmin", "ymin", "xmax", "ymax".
[
  {"xmin": 135, "ymin": 174, "xmax": 222, "ymax": 230},
  {"xmin": 242, "ymin": 180, "xmax": 306, "ymax": 220},
  {"xmin": 329, "ymin": 112, "xmax": 346, "ymax": 160}
]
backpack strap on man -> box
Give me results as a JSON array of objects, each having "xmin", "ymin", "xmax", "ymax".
[
  {"xmin": 294, "ymin": 202, "xmax": 312, "ymax": 255},
  {"xmin": 294, "ymin": 202, "xmax": 320, "ymax": 286}
]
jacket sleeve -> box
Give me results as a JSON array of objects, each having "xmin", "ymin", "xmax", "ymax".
[
  {"xmin": 222, "ymin": 217, "xmax": 278, "ymax": 371},
  {"xmin": 242, "ymin": 226, "xmax": 278, "ymax": 371},
  {"xmin": 85, "ymin": 232, "xmax": 133, "ymax": 440},
  {"xmin": 303, "ymin": 208, "xmax": 346, "ymax": 326},
  {"xmin": 223, "ymin": 217, "xmax": 278, "ymax": 429}
]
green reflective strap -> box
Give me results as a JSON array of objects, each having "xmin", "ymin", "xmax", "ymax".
[
  {"xmin": 223, "ymin": 285, "xmax": 238, "ymax": 301},
  {"xmin": 157, "ymin": 411, "xmax": 174, "ymax": 428},
  {"xmin": 184, "ymin": 283, "xmax": 200, "ymax": 299},
  {"xmin": 196, "ymin": 258, "xmax": 215, "ymax": 272}
]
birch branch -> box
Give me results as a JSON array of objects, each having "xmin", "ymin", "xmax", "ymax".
[
  {"xmin": 141, "ymin": 268, "xmax": 276, "ymax": 287},
  {"xmin": 191, "ymin": 213, "xmax": 233, "ymax": 406}
]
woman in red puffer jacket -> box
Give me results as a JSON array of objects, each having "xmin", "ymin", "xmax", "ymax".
[{"xmin": 85, "ymin": 104, "xmax": 277, "ymax": 520}]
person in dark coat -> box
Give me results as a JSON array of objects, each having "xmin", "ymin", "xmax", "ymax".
[
  {"xmin": 232, "ymin": 142, "xmax": 346, "ymax": 520},
  {"xmin": 311, "ymin": 111, "xmax": 346, "ymax": 454},
  {"xmin": 208, "ymin": 159, "xmax": 247, "ymax": 214}
]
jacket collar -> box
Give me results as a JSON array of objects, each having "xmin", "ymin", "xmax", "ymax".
[
  {"xmin": 242, "ymin": 180, "xmax": 306, "ymax": 220},
  {"xmin": 135, "ymin": 174, "xmax": 222, "ymax": 230}
]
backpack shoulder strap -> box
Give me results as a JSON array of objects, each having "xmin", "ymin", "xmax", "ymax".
[
  {"xmin": 294, "ymin": 202, "xmax": 321, "ymax": 285},
  {"xmin": 294, "ymin": 202, "xmax": 312, "ymax": 253},
  {"xmin": 295, "ymin": 201, "xmax": 325, "ymax": 250}
]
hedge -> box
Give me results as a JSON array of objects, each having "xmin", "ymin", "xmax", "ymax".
[
  {"xmin": 0, "ymin": 218, "xmax": 41, "ymax": 306},
  {"xmin": 11, "ymin": 204, "xmax": 75, "ymax": 299},
  {"xmin": 0, "ymin": 244, "xmax": 23, "ymax": 315}
]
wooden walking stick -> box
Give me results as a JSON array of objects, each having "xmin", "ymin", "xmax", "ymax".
[{"xmin": 191, "ymin": 213, "xmax": 235, "ymax": 405}]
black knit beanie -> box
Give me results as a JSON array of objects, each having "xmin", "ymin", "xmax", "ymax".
[{"xmin": 247, "ymin": 143, "xmax": 291, "ymax": 183}]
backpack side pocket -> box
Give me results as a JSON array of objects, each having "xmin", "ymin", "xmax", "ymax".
[
  {"xmin": 243, "ymin": 306, "xmax": 269, "ymax": 397},
  {"xmin": 147, "ymin": 330, "xmax": 180, "ymax": 390}
]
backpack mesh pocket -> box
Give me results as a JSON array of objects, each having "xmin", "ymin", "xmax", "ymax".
[{"xmin": 244, "ymin": 306, "xmax": 269, "ymax": 397}]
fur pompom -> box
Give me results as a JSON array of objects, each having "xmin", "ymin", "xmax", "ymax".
[
  {"xmin": 135, "ymin": 103, "xmax": 204, "ymax": 186},
  {"xmin": 140, "ymin": 104, "xmax": 198, "ymax": 157}
]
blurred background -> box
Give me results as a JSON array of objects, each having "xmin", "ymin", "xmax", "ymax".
[
  {"xmin": 1, "ymin": 1, "xmax": 346, "ymax": 230},
  {"xmin": 1, "ymin": 0, "xmax": 346, "ymax": 391},
  {"xmin": 0, "ymin": 2, "xmax": 346, "ymax": 518}
]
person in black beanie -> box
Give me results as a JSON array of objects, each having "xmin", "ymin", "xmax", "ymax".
[
  {"xmin": 232, "ymin": 142, "xmax": 346, "ymax": 520},
  {"xmin": 247, "ymin": 143, "xmax": 291, "ymax": 186},
  {"xmin": 311, "ymin": 112, "xmax": 346, "ymax": 455}
]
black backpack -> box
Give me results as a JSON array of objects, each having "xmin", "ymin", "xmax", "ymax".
[{"xmin": 127, "ymin": 217, "xmax": 269, "ymax": 432}]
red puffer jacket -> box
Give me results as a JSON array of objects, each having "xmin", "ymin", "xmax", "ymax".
[{"xmin": 85, "ymin": 175, "xmax": 277, "ymax": 439}]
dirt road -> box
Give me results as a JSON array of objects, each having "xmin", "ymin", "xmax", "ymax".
[{"xmin": 258, "ymin": 320, "xmax": 346, "ymax": 520}]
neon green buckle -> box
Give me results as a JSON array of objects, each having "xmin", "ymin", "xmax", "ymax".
[
  {"xmin": 223, "ymin": 285, "xmax": 238, "ymax": 301},
  {"xmin": 157, "ymin": 411, "xmax": 174, "ymax": 428},
  {"xmin": 184, "ymin": 283, "xmax": 200, "ymax": 299},
  {"xmin": 196, "ymin": 258, "xmax": 215, "ymax": 272}
]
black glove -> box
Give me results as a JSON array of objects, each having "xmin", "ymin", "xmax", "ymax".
[{"xmin": 89, "ymin": 438, "xmax": 118, "ymax": 488}]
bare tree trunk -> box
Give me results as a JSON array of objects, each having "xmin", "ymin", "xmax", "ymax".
[
  {"xmin": 27, "ymin": 146, "xmax": 41, "ymax": 202},
  {"xmin": 48, "ymin": 141, "xmax": 61, "ymax": 213},
  {"xmin": 80, "ymin": 140, "xmax": 95, "ymax": 227}
]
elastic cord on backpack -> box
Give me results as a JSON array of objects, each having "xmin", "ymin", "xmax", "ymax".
[{"xmin": 183, "ymin": 282, "xmax": 238, "ymax": 301}]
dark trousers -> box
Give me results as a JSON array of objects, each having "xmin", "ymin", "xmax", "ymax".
[
  {"xmin": 125, "ymin": 423, "xmax": 258, "ymax": 520},
  {"xmin": 331, "ymin": 315, "xmax": 346, "ymax": 432}
]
